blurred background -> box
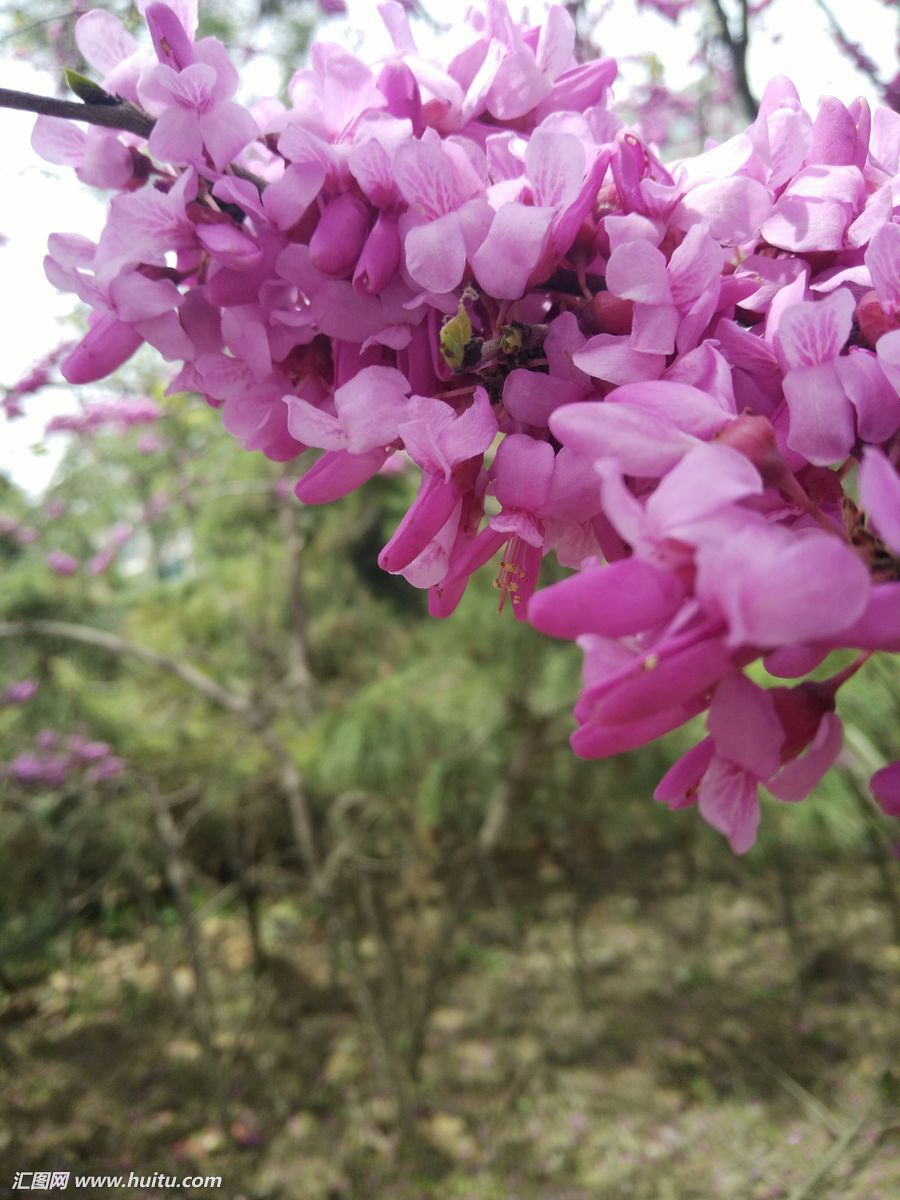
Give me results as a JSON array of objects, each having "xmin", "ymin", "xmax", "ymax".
[{"xmin": 1, "ymin": 2, "xmax": 899, "ymax": 1197}]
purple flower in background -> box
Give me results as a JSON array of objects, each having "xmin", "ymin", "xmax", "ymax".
[
  {"xmin": 872, "ymin": 762, "xmax": 900, "ymax": 816},
  {"xmin": 1, "ymin": 680, "xmax": 39, "ymax": 707},
  {"xmin": 46, "ymin": 550, "xmax": 80, "ymax": 576}
]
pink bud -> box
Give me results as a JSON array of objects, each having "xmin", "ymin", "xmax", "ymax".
[
  {"xmin": 871, "ymin": 762, "xmax": 900, "ymax": 817},
  {"xmin": 377, "ymin": 61, "xmax": 423, "ymax": 136},
  {"xmin": 309, "ymin": 194, "xmax": 370, "ymax": 278},
  {"xmin": 353, "ymin": 212, "xmax": 401, "ymax": 294},
  {"xmin": 145, "ymin": 2, "xmax": 194, "ymax": 69},
  {"xmin": 61, "ymin": 317, "xmax": 143, "ymax": 385}
]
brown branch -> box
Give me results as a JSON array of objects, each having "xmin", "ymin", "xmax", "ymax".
[
  {"xmin": 0, "ymin": 618, "xmax": 249, "ymax": 714},
  {"xmin": 706, "ymin": 0, "xmax": 759, "ymax": 121},
  {"xmin": 0, "ymin": 87, "xmax": 155, "ymax": 138},
  {"xmin": 276, "ymin": 486, "xmax": 314, "ymax": 714}
]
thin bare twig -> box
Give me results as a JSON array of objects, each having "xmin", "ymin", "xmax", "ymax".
[
  {"xmin": 786, "ymin": 1095, "xmax": 878, "ymax": 1200},
  {"xmin": 706, "ymin": 0, "xmax": 759, "ymax": 121},
  {"xmin": 0, "ymin": 618, "xmax": 250, "ymax": 714}
]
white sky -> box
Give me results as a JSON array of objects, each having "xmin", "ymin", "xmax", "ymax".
[{"xmin": 1, "ymin": 0, "xmax": 896, "ymax": 494}]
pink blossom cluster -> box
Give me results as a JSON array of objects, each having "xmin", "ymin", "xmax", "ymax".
[
  {"xmin": 28, "ymin": 0, "xmax": 900, "ymax": 851},
  {"xmin": 44, "ymin": 395, "xmax": 161, "ymax": 436},
  {"xmin": 1, "ymin": 509, "xmax": 133, "ymax": 579},
  {"xmin": 5, "ymin": 729, "xmax": 124, "ymax": 790},
  {"xmin": 1, "ymin": 342, "xmax": 72, "ymax": 419}
]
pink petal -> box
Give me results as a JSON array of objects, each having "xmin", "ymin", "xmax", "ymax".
[
  {"xmin": 470, "ymin": 204, "xmax": 556, "ymax": 300},
  {"xmin": 630, "ymin": 303, "xmax": 678, "ymax": 355},
  {"xmin": 607, "ymin": 380, "xmax": 733, "ymax": 438},
  {"xmin": 761, "ymin": 196, "xmax": 851, "ymax": 252},
  {"xmin": 865, "ymin": 221, "xmax": 900, "ymax": 312},
  {"xmin": 294, "ymin": 447, "xmax": 390, "ymax": 504},
  {"xmin": 859, "ymin": 447, "xmax": 900, "ymax": 556},
  {"xmin": 551, "ymin": 402, "xmax": 696, "ymax": 477},
  {"xmin": 60, "ymin": 316, "xmax": 143, "ymax": 384},
  {"xmin": 763, "ymin": 645, "xmax": 829, "ymax": 678},
  {"xmin": 75, "ymin": 10, "xmax": 138, "ymax": 73},
  {"xmin": 109, "ymin": 271, "xmax": 182, "ymax": 322},
  {"xmin": 380, "ymin": 473, "xmax": 461, "ymax": 573},
  {"xmin": 832, "ymin": 582, "xmax": 900, "ymax": 652},
  {"xmin": 404, "ymin": 212, "xmax": 467, "ymax": 295},
  {"xmin": 525, "ymin": 127, "xmax": 584, "ymax": 208},
  {"xmin": 708, "ymin": 673, "xmax": 782, "ymax": 779},
  {"xmin": 698, "ymin": 757, "xmax": 761, "ymax": 854},
  {"xmin": 77, "ymin": 128, "xmax": 133, "ymax": 189},
  {"xmin": 870, "ymin": 761, "xmax": 900, "ymax": 817},
  {"xmin": 677, "ymin": 177, "xmax": 772, "ymax": 245},
  {"xmin": 335, "ymin": 365, "xmax": 410, "ymax": 453},
  {"xmin": 262, "ymin": 162, "xmax": 325, "ymax": 230},
  {"xmin": 572, "ymin": 701, "xmax": 702, "ymax": 759},
  {"xmin": 528, "ymin": 558, "xmax": 687, "ymax": 639},
  {"xmin": 349, "ymin": 137, "xmax": 396, "ymax": 206},
  {"xmin": 783, "ymin": 362, "xmax": 855, "ymax": 465},
  {"xmin": 283, "ymin": 396, "xmax": 346, "ymax": 450},
  {"xmin": 768, "ymin": 712, "xmax": 843, "ymax": 802},
  {"xmin": 493, "ymin": 434, "xmax": 555, "ymax": 512},
  {"xmin": 836, "ymin": 351, "xmax": 900, "ymax": 444},
  {"xmin": 807, "ymin": 96, "xmax": 859, "ymax": 167},
  {"xmin": 572, "ymin": 334, "xmax": 666, "ymax": 385},
  {"xmin": 503, "ymin": 369, "xmax": 585, "ymax": 426},
  {"xmin": 580, "ymin": 637, "xmax": 732, "ymax": 727},
  {"xmin": 647, "ymin": 443, "xmax": 762, "ymax": 530},
  {"xmin": 199, "ymin": 101, "xmax": 258, "ymax": 171},
  {"xmin": 393, "ymin": 138, "xmax": 460, "ymax": 220},
  {"xmin": 535, "ymin": 4, "xmax": 575, "ymax": 77},
  {"xmin": 654, "ymin": 737, "xmax": 715, "ymax": 809},
  {"xmin": 776, "ymin": 289, "xmax": 855, "ymax": 368},
  {"xmin": 485, "ymin": 45, "xmax": 550, "ymax": 120},
  {"xmin": 606, "ymin": 240, "xmax": 672, "ymax": 305},
  {"xmin": 876, "ymin": 329, "xmax": 900, "ymax": 395},
  {"xmin": 31, "ymin": 116, "xmax": 85, "ymax": 166},
  {"xmin": 148, "ymin": 105, "xmax": 203, "ymax": 165},
  {"xmin": 399, "ymin": 388, "xmax": 496, "ymax": 479},
  {"xmin": 398, "ymin": 503, "xmax": 461, "ymax": 589},
  {"xmin": 667, "ymin": 224, "xmax": 724, "ymax": 306},
  {"xmin": 696, "ymin": 527, "xmax": 871, "ymax": 649}
]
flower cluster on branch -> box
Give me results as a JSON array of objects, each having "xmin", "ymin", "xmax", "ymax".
[{"xmin": 15, "ymin": 0, "xmax": 900, "ymax": 850}]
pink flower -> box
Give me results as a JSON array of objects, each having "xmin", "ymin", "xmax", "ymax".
[
  {"xmin": 138, "ymin": 14, "xmax": 257, "ymax": 172},
  {"xmin": 871, "ymin": 762, "xmax": 900, "ymax": 816},
  {"xmin": 46, "ymin": 550, "xmax": 80, "ymax": 576},
  {"xmin": 656, "ymin": 673, "xmax": 844, "ymax": 853}
]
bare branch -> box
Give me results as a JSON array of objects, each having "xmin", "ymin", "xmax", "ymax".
[
  {"xmin": 706, "ymin": 0, "xmax": 759, "ymax": 121},
  {"xmin": 0, "ymin": 618, "xmax": 249, "ymax": 714},
  {"xmin": 0, "ymin": 87, "xmax": 154, "ymax": 138}
]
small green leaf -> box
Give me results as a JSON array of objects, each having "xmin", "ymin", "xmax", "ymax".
[
  {"xmin": 440, "ymin": 303, "xmax": 473, "ymax": 373},
  {"xmin": 64, "ymin": 69, "xmax": 120, "ymax": 106}
]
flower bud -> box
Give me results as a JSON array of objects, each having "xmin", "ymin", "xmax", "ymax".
[
  {"xmin": 309, "ymin": 194, "xmax": 370, "ymax": 278},
  {"xmin": 353, "ymin": 212, "xmax": 401, "ymax": 294},
  {"xmin": 61, "ymin": 316, "xmax": 143, "ymax": 385}
]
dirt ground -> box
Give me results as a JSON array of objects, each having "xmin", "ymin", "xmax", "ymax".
[{"xmin": 1, "ymin": 852, "xmax": 899, "ymax": 1199}]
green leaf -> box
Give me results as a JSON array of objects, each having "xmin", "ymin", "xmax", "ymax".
[
  {"xmin": 439, "ymin": 303, "xmax": 474, "ymax": 374},
  {"xmin": 64, "ymin": 69, "xmax": 120, "ymax": 106}
]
